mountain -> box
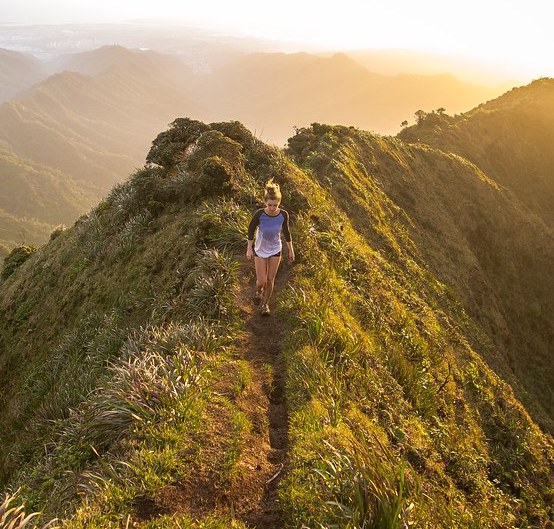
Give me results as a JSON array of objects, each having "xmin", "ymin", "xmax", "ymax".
[
  {"xmin": 0, "ymin": 146, "xmax": 92, "ymax": 254},
  {"xmin": 0, "ymin": 48, "xmax": 47, "ymax": 102},
  {"xmin": 0, "ymin": 45, "xmax": 504, "ymax": 255},
  {"xmin": 0, "ymin": 115, "xmax": 552, "ymax": 527},
  {"xmin": 0, "ymin": 45, "xmax": 207, "ymax": 254},
  {"xmin": 46, "ymin": 43, "xmax": 193, "ymax": 79},
  {"xmin": 198, "ymin": 52, "xmax": 503, "ymax": 143},
  {"xmin": 0, "ymin": 46, "xmax": 203, "ymax": 192},
  {"xmin": 398, "ymin": 78, "xmax": 554, "ymax": 229}
]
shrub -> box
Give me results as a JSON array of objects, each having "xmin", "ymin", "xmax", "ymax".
[
  {"xmin": 1, "ymin": 245, "xmax": 36, "ymax": 280},
  {"xmin": 49, "ymin": 225, "xmax": 66, "ymax": 241},
  {"xmin": 184, "ymin": 249, "xmax": 239, "ymax": 319},
  {"xmin": 197, "ymin": 198, "xmax": 250, "ymax": 252},
  {"xmin": 146, "ymin": 118, "xmax": 210, "ymax": 168}
]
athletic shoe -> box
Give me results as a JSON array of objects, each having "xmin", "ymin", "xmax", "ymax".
[
  {"xmin": 253, "ymin": 287, "xmax": 263, "ymax": 305},
  {"xmin": 261, "ymin": 304, "xmax": 270, "ymax": 316}
]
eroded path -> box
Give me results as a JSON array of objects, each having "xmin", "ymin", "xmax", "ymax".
[{"xmin": 232, "ymin": 256, "xmax": 290, "ymax": 529}]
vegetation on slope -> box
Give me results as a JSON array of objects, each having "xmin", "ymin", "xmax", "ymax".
[
  {"xmin": 398, "ymin": 77, "xmax": 554, "ymax": 229},
  {"xmin": 294, "ymin": 122, "xmax": 554, "ymax": 432},
  {"xmin": 0, "ymin": 119, "xmax": 552, "ymax": 528},
  {"xmin": 280, "ymin": 123, "xmax": 553, "ymax": 527}
]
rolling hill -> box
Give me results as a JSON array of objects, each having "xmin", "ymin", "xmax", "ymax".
[
  {"xmin": 0, "ymin": 48, "xmax": 47, "ymax": 102},
  {"xmin": 398, "ymin": 77, "xmax": 554, "ymax": 229},
  {"xmin": 0, "ymin": 111, "xmax": 552, "ymax": 527}
]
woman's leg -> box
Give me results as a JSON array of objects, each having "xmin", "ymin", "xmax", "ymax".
[
  {"xmin": 262, "ymin": 256, "xmax": 281, "ymax": 305},
  {"xmin": 254, "ymin": 257, "xmax": 268, "ymax": 300}
]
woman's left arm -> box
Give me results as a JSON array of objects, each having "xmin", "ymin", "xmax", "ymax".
[{"xmin": 282, "ymin": 210, "xmax": 295, "ymax": 263}]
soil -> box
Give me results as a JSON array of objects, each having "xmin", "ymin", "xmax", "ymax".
[
  {"xmin": 232, "ymin": 256, "xmax": 290, "ymax": 529},
  {"xmin": 141, "ymin": 255, "xmax": 291, "ymax": 528}
]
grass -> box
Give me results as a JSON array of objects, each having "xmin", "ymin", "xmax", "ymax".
[
  {"xmin": 1, "ymin": 120, "xmax": 553, "ymax": 528},
  {"xmin": 0, "ymin": 489, "xmax": 58, "ymax": 529},
  {"xmin": 277, "ymin": 129, "xmax": 554, "ymax": 527}
]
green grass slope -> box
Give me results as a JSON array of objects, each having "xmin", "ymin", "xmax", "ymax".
[
  {"xmin": 397, "ymin": 77, "xmax": 554, "ymax": 229},
  {"xmin": 0, "ymin": 146, "xmax": 94, "ymax": 256},
  {"xmin": 0, "ymin": 119, "xmax": 552, "ymax": 528},
  {"xmin": 288, "ymin": 123, "xmax": 554, "ymax": 433}
]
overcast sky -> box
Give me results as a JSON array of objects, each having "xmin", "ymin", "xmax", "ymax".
[{"xmin": 1, "ymin": 0, "xmax": 552, "ymax": 80}]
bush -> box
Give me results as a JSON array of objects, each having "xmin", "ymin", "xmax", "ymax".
[
  {"xmin": 49, "ymin": 225, "xmax": 66, "ymax": 241},
  {"xmin": 146, "ymin": 118, "xmax": 210, "ymax": 168},
  {"xmin": 1, "ymin": 245, "xmax": 36, "ymax": 280}
]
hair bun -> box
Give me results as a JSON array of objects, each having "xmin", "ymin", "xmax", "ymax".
[{"xmin": 264, "ymin": 177, "xmax": 282, "ymax": 201}]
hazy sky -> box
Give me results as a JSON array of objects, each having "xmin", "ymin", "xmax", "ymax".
[{"xmin": 1, "ymin": 0, "xmax": 552, "ymax": 80}]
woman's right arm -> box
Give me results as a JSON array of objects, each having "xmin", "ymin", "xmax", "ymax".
[
  {"xmin": 246, "ymin": 210, "xmax": 261, "ymax": 260},
  {"xmin": 246, "ymin": 239, "xmax": 254, "ymax": 260}
]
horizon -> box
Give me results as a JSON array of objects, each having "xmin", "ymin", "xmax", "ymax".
[{"xmin": 0, "ymin": 0, "xmax": 553, "ymax": 85}]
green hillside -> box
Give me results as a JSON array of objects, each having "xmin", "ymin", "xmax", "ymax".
[
  {"xmin": 289, "ymin": 123, "xmax": 554, "ymax": 433},
  {"xmin": 0, "ymin": 118, "xmax": 552, "ymax": 528},
  {"xmin": 397, "ymin": 77, "xmax": 554, "ymax": 229},
  {"xmin": 0, "ymin": 147, "xmax": 95, "ymax": 254}
]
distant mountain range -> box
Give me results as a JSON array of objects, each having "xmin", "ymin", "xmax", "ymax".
[
  {"xmin": 0, "ymin": 43, "xmax": 526, "ymax": 255},
  {"xmin": 0, "ymin": 48, "xmax": 47, "ymax": 102}
]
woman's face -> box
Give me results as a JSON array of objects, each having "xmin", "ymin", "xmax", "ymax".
[{"xmin": 265, "ymin": 199, "xmax": 280, "ymax": 212}]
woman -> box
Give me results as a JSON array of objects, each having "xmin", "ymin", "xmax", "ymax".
[{"xmin": 246, "ymin": 178, "xmax": 295, "ymax": 316}]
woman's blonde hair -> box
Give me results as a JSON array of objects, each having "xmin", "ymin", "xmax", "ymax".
[{"xmin": 264, "ymin": 177, "xmax": 282, "ymax": 202}]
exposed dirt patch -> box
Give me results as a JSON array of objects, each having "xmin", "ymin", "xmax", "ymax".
[
  {"xmin": 231, "ymin": 256, "xmax": 291, "ymax": 529},
  {"xmin": 149, "ymin": 255, "xmax": 291, "ymax": 527}
]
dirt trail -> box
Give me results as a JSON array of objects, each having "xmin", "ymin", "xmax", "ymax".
[{"xmin": 232, "ymin": 256, "xmax": 291, "ymax": 529}]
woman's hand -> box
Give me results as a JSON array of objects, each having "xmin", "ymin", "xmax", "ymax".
[
  {"xmin": 246, "ymin": 247, "xmax": 254, "ymax": 261},
  {"xmin": 287, "ymin": 248, "xmax": 295, "ymax": 263}
]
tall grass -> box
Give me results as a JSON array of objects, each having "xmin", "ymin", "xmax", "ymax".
[
  {"xmin": 0, "ymin": 489, "xmax": 58, "ymax": 529},
  {"xmin": 313, "ymin": 437, "xmax": 416, "ymax": 529},
  {"xmin": 184, "ymin": 248, "xmax": 239, "ymax": 319}
]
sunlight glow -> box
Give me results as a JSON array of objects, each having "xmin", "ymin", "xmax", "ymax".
[{"xmin": 1, "ymin": 0, "xmax": 552, "ymax": 81}]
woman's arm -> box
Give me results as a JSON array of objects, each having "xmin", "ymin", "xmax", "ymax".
[
  {"xmin": 246, "ymin": 239, "xmax": 254, "ymax": 260},
  {"xmin": 281, "ymin": 210, "xmax": 294, "ymax": 263},
  {"xmin": 246, "ymin": 209, "xmax": 262, "ymax": 260},
  {"xmin": 285, "ymin": 240, "xmax": 295, "ymax": 263}
]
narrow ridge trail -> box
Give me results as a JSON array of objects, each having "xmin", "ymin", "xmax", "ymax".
[{"xmin": 232, "ymin": 256, "xmax": 291, "ymax": 529}]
